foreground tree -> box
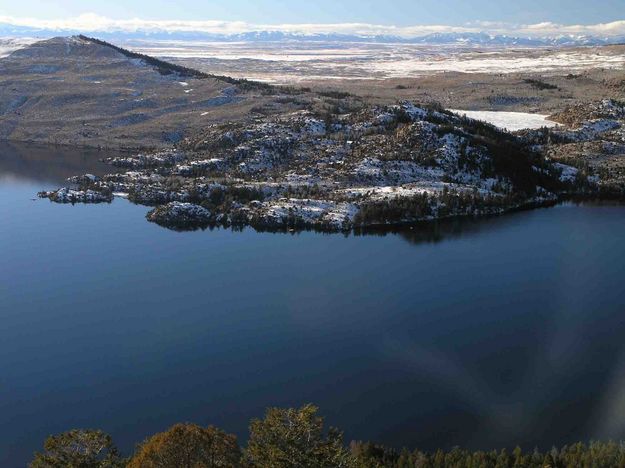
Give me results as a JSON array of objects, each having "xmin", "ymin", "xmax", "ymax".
[
  {"xmin": 30, "ymin": 429, "xmax": 124, "ymax": 468},
  {"xmin": 246, "ymin": 404, "xmax": 353, "ymax": 468},
  {"xmin": 127, "ymin": 423, "xmax": 241, "ymax": 468}
]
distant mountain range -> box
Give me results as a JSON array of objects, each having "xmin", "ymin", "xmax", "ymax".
[{"xmin": 1, "ymin": 23, "xmax": 624, "ymax": 47}]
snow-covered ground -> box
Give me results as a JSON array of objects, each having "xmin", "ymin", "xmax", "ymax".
[
  {"xmin": 371, "ymin": 51, "xmax": 625, "ymax": 77},
  {"xmin": 448, "ymin": 110, "xmax": 558, "ymax": 131},
  {"xmin": 124, "ymin": 40, "xmax": 625, "ymax": 82}
]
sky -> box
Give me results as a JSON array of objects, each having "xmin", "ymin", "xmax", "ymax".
[
  {"xmin": 2, "ymin": 0, "xmax": 625, "ymax": 25},
  {"xmin": 0, "ymin": 0, "xmax": 624, "ymax": 37}
]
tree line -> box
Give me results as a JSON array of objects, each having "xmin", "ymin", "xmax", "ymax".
[{"xmin": 30, "ymin": 404, "xmax": 625, "ymax": 467}]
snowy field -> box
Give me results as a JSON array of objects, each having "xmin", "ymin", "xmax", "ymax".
[
  {"xmin": 370, "ymin": 50, "xmax": 625, "ymax": 77},
  {"xmin": 448, "ymin": 110, "xmax": 559, "ymax": 131},
  {"xmin": 124, "ymin": 40, "xmax": 625, "ymax": 82}
]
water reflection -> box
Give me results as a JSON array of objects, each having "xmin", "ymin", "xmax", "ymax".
[
  {"xmin": 357, "ymin": 215, "xmax": 524, "ymax": 245},
  {"xmin": 0, "ymin": 141, "xmax": 117, "ymax": 184}
]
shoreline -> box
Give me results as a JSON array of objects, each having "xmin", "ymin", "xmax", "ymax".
[{"xmin": 125, "ymin": 192, "xmax": 625, "ymax": 235}]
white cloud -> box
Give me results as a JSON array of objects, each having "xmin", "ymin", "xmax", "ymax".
[{"xmin": 0, "ymin": 13, "xmax": 624, "ymax": 38}]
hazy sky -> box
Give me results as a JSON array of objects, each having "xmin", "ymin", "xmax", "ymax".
[{"xmin": 1, "ymin": 0, "xmax": 624, "ymax": 26}]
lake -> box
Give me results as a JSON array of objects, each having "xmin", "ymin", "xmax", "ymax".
[{"xmin": 1, "ymin": 142, "xmax": 625, "ymax": 466}]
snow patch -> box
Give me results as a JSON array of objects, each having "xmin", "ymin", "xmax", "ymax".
[{"xmin": 449, "ymin": 109, "xmax": 559, "ymax": 131}]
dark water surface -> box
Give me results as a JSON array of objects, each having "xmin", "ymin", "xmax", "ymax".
[{"xmin": 2, "ymin": 142, "xmax": 625, "ymax": 466}]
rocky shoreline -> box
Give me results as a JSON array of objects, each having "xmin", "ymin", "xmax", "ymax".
[{"xmin": 38, "ymin": 99, "xmax": 625, "ymax": 233}]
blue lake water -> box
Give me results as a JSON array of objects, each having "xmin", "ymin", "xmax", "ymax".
[{"xmin": 1, "ymin": 142, "xmax": 625, "ymax": 466}]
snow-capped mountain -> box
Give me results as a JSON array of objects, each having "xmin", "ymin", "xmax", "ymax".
[{"xmin": 1, "ymin": 23, "xmax": 623, "ymax": 46}]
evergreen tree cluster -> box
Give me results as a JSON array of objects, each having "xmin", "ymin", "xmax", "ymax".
[
  {"xmin": 351, "ymin": 441, "xmax": 625, "ymax": 468},
  {"xmin": 353, "ymin": 189, "xmax": 524, "ymax": 226}
]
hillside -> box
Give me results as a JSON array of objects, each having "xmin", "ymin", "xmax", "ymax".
[
  {"xmin": 0, "ymin": 36, "xmax": 268, "ymax": 149},
  {"xmin": 1, "ymin": 35, "xmax": 618, "ymax": 232}
]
